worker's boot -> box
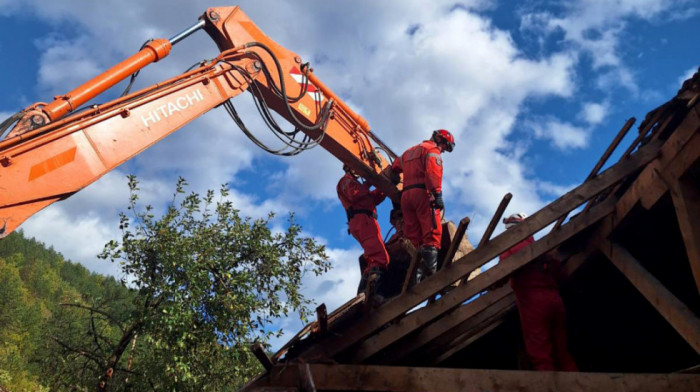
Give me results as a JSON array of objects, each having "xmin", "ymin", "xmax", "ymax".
[
  {"xmin": 360, "ymin": 266, "xmax": 385, "ymax": 307},
  {"xmin": 415, "ymin": 246, "xmax": 439, "ymax": 284}
]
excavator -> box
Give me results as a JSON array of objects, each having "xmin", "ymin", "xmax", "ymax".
[{"xmin": 0, "ymin": 5, "xmax": 402, "ymax": 239}]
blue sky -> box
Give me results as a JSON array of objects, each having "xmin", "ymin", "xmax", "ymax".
[{"xmin": 1, "ymin": 0, "xmax": 698, "ymax": 347}]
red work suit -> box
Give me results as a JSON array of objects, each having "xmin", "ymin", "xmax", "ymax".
[
  {"xmin": 337, "ymin": 173, "xmax": 389, "ymax": 271},
  {"xmin": 391, "ymin": 140, "xmax": 443, "ymax": 249},
  {"xmin": 500, "ymin": 237, "xmax": 578, "ymax": 371}
]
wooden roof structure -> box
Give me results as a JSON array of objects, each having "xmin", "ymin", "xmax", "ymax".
[{"xmin": 240, "ymin": 69, "xmax": 700, "ymax": 392}]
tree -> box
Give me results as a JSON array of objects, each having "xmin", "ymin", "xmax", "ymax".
[{"xmin": 52, "ymin": 176, "xmax": 330, "ymax": 390}]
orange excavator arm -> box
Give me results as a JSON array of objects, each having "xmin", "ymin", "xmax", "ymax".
[{"xmin": 0, "ymin": 6, "xmax": 399, "ymax": 238}]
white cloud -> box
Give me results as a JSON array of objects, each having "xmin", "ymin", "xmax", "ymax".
[
  {"xmin": 579, "ymin": 102, "xmax": 609, "ymax": 125},
  {"xmin": 528, "ymin": 117, "xmax": 590, "ymax": 150}
]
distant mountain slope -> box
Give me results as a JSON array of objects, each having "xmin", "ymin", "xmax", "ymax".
[{"xmin": 0, "ymin": 231, "xmax": 129, "ymax": 392}]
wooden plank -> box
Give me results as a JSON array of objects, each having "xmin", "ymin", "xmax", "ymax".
[
  {"xmin": 670, "ymin": 175, "xmax": 700, "ymax": 293},
  {"xmin": 423, "ymin": 246, "xmax": 596, "ymax": 364},
  {"xmin": 345, "ymin": 197, "xmax": 617, "ymax": 362},
  {"xmin": 373, "ymin": 286, "xmax": 514, "ymax": 364},
  {"xmin": 353, "ymin": 212, "xmax": 612, "ymax": 363},
  {"xmin": 296, "ymin": 137, "xmax": 664, "ymax": 362},
  {"xmin": 431, "ymin": 315, "xmax": 507, "ymax": 365},
  {"xmin": 590, "ymin": 117, "xmax": 637, "ymax": 178},
  {"xmin": 598, "ymin": 240, "xmax": 700, "ymax": 353},
  {"xmin": 554, "ymin": 117, "xmax": 635, "ymax": 230},
  {"xmin": 429, "ymin": 217, "xmax": 472, "ymax": 303},
  {"xmin": 477, "ymin": 193, "xmax": 512, "ymax": 249},
  {"xmin": 444, "ymin": 217, "xmax": 471, "ymax": 267},
  {"xmin": 401, "ymin": 246, "xmax": 420, "ymax": 295},
  {"xmin": 299, "ymin": 363, "xmax": 317, "ymax": 392},
  {"xmin": 419, "ymin": 291, "xmax": 515, "ymax": 363},
  {"xmin": 594, "ymin": 108, "xmax": 700, "ymax": 217},
  {"xmin": 583, "ymin": 104, "xmax": 689, "ymax": 214},
  {"xmin": 272, "ymin": 294, "xmax": 365, "ymax": 362},
  {"xmin": 246, "ymin": 364, "xmax": 700, "ymax": 392},
  {"xmin": 622, "ymin": 106, "xmax": 667, "ymax": 158},
  {"xmin": 316, "ymin": 304, "xmax": 328, "ymax": 335},
  {"xmin": 251, "ymin": 342, "xmax": 273, "ymax": 371}
]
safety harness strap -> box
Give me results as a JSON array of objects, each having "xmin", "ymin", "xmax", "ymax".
[
  {"xmin": 403, "ymin": 183, "xmax": 427, "ymax": 191},
  {"xmin": 346, "ymin": 208, "xmax": 377, "ymax": 220}
]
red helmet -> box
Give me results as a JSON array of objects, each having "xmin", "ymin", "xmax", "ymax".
[{"xmin": 432, "ymin": 129, "xmax": 455, "ymax": 152}]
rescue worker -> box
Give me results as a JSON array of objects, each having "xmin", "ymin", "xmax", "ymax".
[
  {"xmin": 336, "ymin": 164, "xmax": 389, "ymax": 297},
  {"xmin": 391, "ymin": 129, "xmax": 455, "ymax": 282},
  {"xmin": 500, "ymin": 213, "xmax": 578, "ymax": 372}
]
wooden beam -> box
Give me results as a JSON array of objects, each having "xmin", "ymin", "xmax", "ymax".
[
  {"xmin": 622, "ymin": 106, "xmax": 667, "ymax": 158},
  {"xmin": 591, "ymin": 117, "xmax": 637, "ymax": 178},
  {"xmin": 444, "ymin": 217, "xmax": 471, "ymax": 267},
  {"xmin": 428, "ymin": 218, "xmax": 472, "ymax": 304},
  {"xmin": 477, "ymin": 193, "xmax": 512, "ymax": 249},
  {"xmin": 345, "ymin": 197, "xmax": 617, "ymax": 362},
  {"xmin": 272, "ymin": 294, "xmax": 365, "ymax": 362},
  {"xmin": 426, "ymin": 295, "xmax": 515, "ymax": 364},
  {"xmin": 246, "ymin": 364, "xmax": 700, "ymax": 392},
  {"xmin": 401, "ymin": 247, "xmax": 420, "ymax": 295},
  {"xmin": 584, "ymin": 104, "xmax": 690, "ymax": 215},
  {"xmin": 670, "ymin": 175, "xmax": 700, "ymax": 293},
  {"xmin": 354, "ymin": 213, "xmax": 611, "ymax": 364},
  {"xmin": 598, "ymin": 240, "xmax": 700, "ymax": 353},
  {"xmin": 431, "ymin": 315, "xmax": 507, "ymax": 365},
  {"xmin": 316, "ymin": 304, "xmax": 328, "ymax": 335},
  {"xmin": 299, "ymin": 363, "xmax": 317, "ymax": 392},
  {"xmin": 425, "ymin": 248, "xmax": 595, "ymax": 365},
  {"xmin": 296, "ymin": 136, "xmax": 664, "ymax": 362},
  {"xmin": 251, "ymin": 342, "xmax": 273, "ymax": 371},
  {"xmin": 554, "ymin": 117, "xmax": 636, "ymax": 230},
  {"xmin": 373, "ymin": 285, "xmax": 514, "ymax": 364},
  {"xmin": 417, "ymin": 291, "xmax": 515, "ymax": 364}
]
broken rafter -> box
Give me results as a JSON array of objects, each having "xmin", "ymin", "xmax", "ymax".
[
  {"xmin": 553, "ymin": 117, "xmax": 635, "ymax": 230},
  {"xmin": 477, "ymin": 193, "xmax": 512, "ymax": 249}
]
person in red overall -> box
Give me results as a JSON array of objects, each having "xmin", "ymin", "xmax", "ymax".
[
  {"xmin": 391, "ymin": 129, "xmax": 455, "ymax": 282},
  {"xmin": 337, "ymin": 164, "xmax": 389, "ymax": 295},
  {"xmin": 500, "ymin": 213, "xmax": 578, "ymax": 371}
]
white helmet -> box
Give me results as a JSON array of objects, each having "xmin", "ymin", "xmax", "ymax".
[{"xmin": 503, "ymin": 212, "xmax": 527, "ymax": 229}]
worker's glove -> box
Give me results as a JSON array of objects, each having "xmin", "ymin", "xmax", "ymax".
[{"xmin": 431, "ymin": 191, "xmax": 444, "ymax": 210}]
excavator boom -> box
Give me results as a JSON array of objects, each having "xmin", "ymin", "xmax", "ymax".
[{"xmin": 0, "ymin": 6, "xmax": 398, "ymax": 238}]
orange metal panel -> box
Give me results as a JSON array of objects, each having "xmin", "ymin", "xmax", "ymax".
[{"xmin": 28, "ymin": 146, "xmax": 77, "ymax": 181}]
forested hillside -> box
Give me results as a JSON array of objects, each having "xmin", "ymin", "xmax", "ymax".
[{"xmin": 0, "ymin": 230, "xmax": 131, "ymax": 391}]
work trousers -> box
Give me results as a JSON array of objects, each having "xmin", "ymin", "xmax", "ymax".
[
  {"xmin": 349, "ymin": 214, "xmax": 389, "ymax": 271},
  {"xmin": 515, "ymin": 287, "xmax": 578, "ymax": 371},
  {"xmin": 401, "ymin": 189, "xmax": 442, "ymax": 249}
]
